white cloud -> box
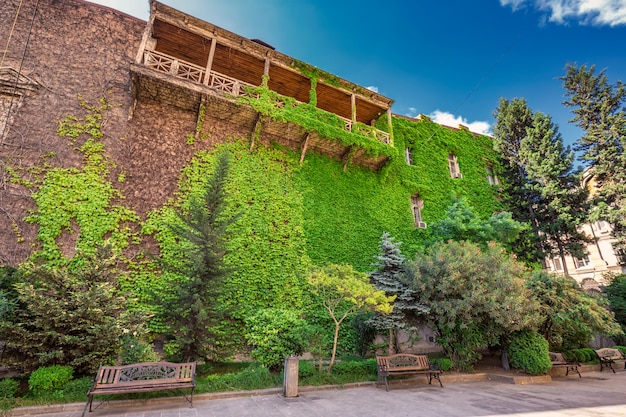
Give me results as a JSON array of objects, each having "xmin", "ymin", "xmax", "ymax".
[
  {"xmin": 366, "ymin": 86, "xmax": 379, "ymax": 93},
  {"xmin": 500, "ymin": 0, "xmax": 626, "ymax": 26},
  {"xmin": 428, "ymin": 110, "xmax": 491, "ymax": 135},
  {"xmin": 87, "ymin": 0, "xmax": 150, "ymax": 20}
]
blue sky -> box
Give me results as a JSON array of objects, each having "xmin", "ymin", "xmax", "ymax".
[{"xmin": 89, "ymin": 0, "xmax": 626, "ymax": 153}]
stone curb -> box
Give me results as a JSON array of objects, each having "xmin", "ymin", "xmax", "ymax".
[{"xmin": 7, "ymin": 366, "xmax": 602, "ymax": 416}]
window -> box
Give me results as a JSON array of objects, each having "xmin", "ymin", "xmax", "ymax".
[
  {"xmin": 405, "ymin": 147, "xmax": 413, "ymax": 165},
  {"xmin": 613, "ymin": 246, "xmax": 626, "ymax": 266},
  {"xmin": 411, "ymin": 195, "xmax": 426, "ymax": 228},
  {"xmin": 574, "ymin": 255, "xmax": 591, "ymax": 269},
  {"xmin": 592, "ymin": 220, "xmax": 610, "ymax": 234},
  {"xmin": 448, "ymin": 153, "xmax": 461, "ymax": 178},
  {"xmin": 486, "ymin": 165, "xmax": 499, "ymax": 185},
  {"xmin": 552, "ymin": 257, "xmax": 563, "ymax": 272}
]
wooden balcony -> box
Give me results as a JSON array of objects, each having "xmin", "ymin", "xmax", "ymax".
[{"xmin": 130, "ymin": 1, "xmax": 394, "ymax": 170}]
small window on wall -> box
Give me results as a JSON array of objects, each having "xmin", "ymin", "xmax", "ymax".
[
  {"xmin": 574, "ymin": 255, "xmax": 591, "ymax": 269},
  {"xmin": 552, "ymin": 257, "xmax": 563, "ymax": 272},
  {"xmin": 592, "ymin": 220, "xmax": 610, "ymax": 234},
  {"xmin": 405, "ymin": 147, "xmax": 413, "ymax": 165},
  {"xmin": 486, "ymin": 165, "xmax": 499, "ymax": 185},
  {"xmin": 448, "ymin": 153, "xmax": 462, "ymax": 178},
  {"xmin": 411, "ymin": 195, "xmax": 426, "ymax": 228}
]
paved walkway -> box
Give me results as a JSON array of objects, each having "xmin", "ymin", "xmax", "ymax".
[{"xmin": 12, "ymin": 370, "xmax": 626, "ymax": 417}]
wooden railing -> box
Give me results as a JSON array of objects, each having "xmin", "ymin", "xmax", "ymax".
[{"xmin": 142, "ymin": 49, "xmax": 391, "ymax": 145}]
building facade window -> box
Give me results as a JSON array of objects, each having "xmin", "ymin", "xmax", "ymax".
[
  {"xmin": 592, "ymin": 220, "xmax": 610, "ymax": 234},
  {"xmin": 486, "ymin": 164, "xmax": 499, "ymax": 185},
  {"xmin": 405, "ymin": 147, "xmax": 413, "ymax": 165},
  {"xmin": 411, "ymin": 195, "xmax": 426, "ymax": 228},
  {"xmin": 552, "ymin": 257, "xmax": 563, "ymax": 272},
  {"xmin": 574, "ymin": 255, "xmax": 591, "ymax": 269},
  {"xmin": 448, "ymin": 153, "xmax": 461, "ymax": 178},
  {"xmin": 613, "ymin": 246, "xmax": 626, "ymax": 266}
]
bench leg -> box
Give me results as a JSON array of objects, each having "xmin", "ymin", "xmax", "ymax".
[
  {"xmin": 81, "ymin": 395, "xmax": 93, "ymax": 417},
  {"xmin": 429, "ymin": 373, "xmax": 443, "ymax": 388}
]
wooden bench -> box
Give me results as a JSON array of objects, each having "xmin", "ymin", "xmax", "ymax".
[
  {"xmin": 82, "ymin": 361, "xmax": 196, "ymax": 416},
  {"xmin": 594, "ymin": 348, "xmax": 626, "ymax": 373},
  {"xmin": 376, "ymin": 353, "xmax": 443, "ymax": 391},
  {"xmin": 549, "ymin": 352, "xmax": 581, "ymax": 377}
]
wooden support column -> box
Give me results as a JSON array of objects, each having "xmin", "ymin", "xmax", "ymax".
[
  {"xmin": 299, "ymin": 132, "xmax": 310, "ymax": 165},
  {"xmin": 203, "ymin": 38, "xmax": 216, "ymax": 86},
  {"xmin": 135, "ymin": 9, "xmax": 156, "ymax": 64},
  {"xmin": 387, "ymin": 108, "xmax": 393, "ymax": 146},
  {"xmin": 351, "ymin": 94, "xmax": 357, "ymax": 123},
  {"xmin": 342, "ymin": 146, "xmax": 354, "ymax": 172},
  {"xmin": 263, "ymin": 56, "xmax": 271, "ymax": 81}
]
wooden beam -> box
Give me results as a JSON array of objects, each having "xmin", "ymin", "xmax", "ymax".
[
  {"xmin": 342, "ymin": 146, "xmax": 354, "ymax": 172},
  {"xmin": 194, "ymin": 96, "xmax": 207, "ymax": 140},
  {"xmin": 203, "ymin": 38, "xmax": 216, "ymax": 86},
  {"xmin": 135, "ymin": 9, "xmax": 156, "ymax": 64},
  {"xmin": 299, "ymin": 132, "xmax": 310, "ymax": 165},
  {"xmin": 351, "ymin": 93, "xmax": 356, "ymax": 123}
]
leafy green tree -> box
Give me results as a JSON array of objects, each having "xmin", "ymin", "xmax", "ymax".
[
  {"xmin": 493, "ymin": 98, "xmax": 590, "ymax": 270},
  {"xmin": 605, "ymin": 274, "xmax": 626, "ymax": 342},
  {"xmin": 367, "ymin": 232, "xmax": 425, "ymax": 354},
  {"xmin": 158, "ymin": 152, "xmax": 240, "ymax": 362},
  {"xmin": 526, "ymin": 270, "xmax": 623, "ymax": 350},
  {"xmin": 0, "ymin": 246, "xmax": 146, "ymax": 374},
  {"xmin": 403, "ymin": 240, "xmax": 540, "ymax": 371},
  {"xmin": 431, "ymin": 196, "xmax": 525, "ymax": 248},
  {"xmin": 307, "ymin": 264, "xmax": 394, "ymax": 372},
  {"xmin": 561, "ymin": 64, "xmax": 626, "ymax": 247}
]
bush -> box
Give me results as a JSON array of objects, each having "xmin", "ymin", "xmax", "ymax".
[
  {"xmin": 201, "ymin": 364, "xmax": 277, "ymax": 392},
  {"xmin": 28, "ymin": 366, "xmax": 74, "ymax": 395},
  {"xmin": 431, "ymin": 358, "xmax": 453, "ymax": 372},
  {"xmin": 331, "ymin": 359, "xmax": 376, "ymax": 377},
  {"xmin": 244, "ymin": 308, "xmax": 308, "ymax": 370},
  {"xmin": 613, "ymin": 345, "xmax": 626, "ymax": 356},
  {"xmin": 298, "ymin": 361, "xmax": 317, "ymax": 378},
  {"xmin": 0, "ymin": 378, "xmax": 19, "ymax": 399},
  {"xmin": 507, "ymin": 330, "xmax": 552, "ymax": 375}
]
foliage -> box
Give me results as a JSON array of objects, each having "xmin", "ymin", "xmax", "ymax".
[
  {"xmin": 430, "ymin": 358, "xmax": 454, "ymax": 372},
  {"xmin": 526, "ymin": 270, "xmax": 623, "ymax": 350},
  {"xmin": 492, "ymin": 98, "xmax": 590, "ymax": 269},
  {"xmin": 307, "ymin": 264, "xmax": 394, "ymax": 371},
  {"xmin": 157, "ymin": 152, "xmax": 239, "ymax": 362},
  {"xmin": 28, "ymin": 366, "xmax": 74, "ymax": 395},
  {"xmin": 0, "ymin": 246, "xmax": 147, "ymax": 374},
  {"xmin": 430, "ymin": 196, "xmax": 525, "ymax": 248},
  {"xmin": 561, "ymin": 64, "xmax": 626, "ymax": 248},
  {"xmin": 351, "ymin": 312, "xmax": 377, "ymax": 357},
  {"xmin": 403, "ymin": 240, "xmax": 541, "ymax": 371},
  {"xmin": 23, "ymin": 96, "xmax": 139, "ymax": 267},
  {"xmin": 507, "ymin": 331, "xmax": 552, "ymax": 375},
  {"xmin": 199, "ymin": 364, "xmax": 278, "ymax": 392},
  {"xmin": 605, "ymin": 274, "xmax": 626, "ymax": 341},
  {"xmin": 367, "ymin": 232, "xmax": 425, "ymax": 353},
  {"xmin": 565, "ymin": 348, "xmax": 596, "ymax": 363},
  {"xmin": 244, "ymin": 308, "xmax": 309, "ymax": 370},
  {"xmin": 118, "ymin": 332, "xmax": 160, "ymax": 365},
  {"xmin": 0, "ymin": 378, "xmax": 19, "ymax": 399}
]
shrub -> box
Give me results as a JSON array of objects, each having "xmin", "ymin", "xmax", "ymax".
[
  {"xmin": 298, "ymin": 361, "xmax": 317, "ymax": 378},
  {"xmin": 28, "ymin": 365, "xmax": 74, "ymax": 395},
  {"xmin": 507, "ymin": 330, "xmax": 552, "ymax": 375},
  {"xmin": 613, "ymin": 345, "xmax": 626, "ymax": 356},
  {"xmin": 119, "ymin": 332, "xmax": 159, "ymax": 365},
  {"xmin": 202, "ymin": 364, "xmax": 277, "ymax": 392},
  {"xmin": 431, "ymin": 358, "xmax": 453, "ymax": 372},
  {"xmin": 0, "ymin": 378, "xmax": 19, "ymax": 399},
  {"xmin": 244, "ymin": 308, "xmax": 308, "ymax": 370},
  {"xmin": 331, "ymin": 359, "xmax": 376, "ymax": 377}
]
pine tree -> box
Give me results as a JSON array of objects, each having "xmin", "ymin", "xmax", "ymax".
[
  {"xmin": 159, "ymin": 152, "xmax": 239, "ymax": 362},
  {"xmin": 367, "ymin": 232, "xmax": 424, "ymax": 354},
  {"xmin": 493, "ymin": 99, "xmax": 590, "ymax": 269},
  {"xmin": 520, "ymin": 112, "xmax": 590, "ymax": 274},
  {"xmin": 561, "ymin": 64, "xmax": 626, "ymax": 247}
]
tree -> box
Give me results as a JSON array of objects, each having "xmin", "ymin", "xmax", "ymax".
[
  {"xmin": 520, "ymin": 112, "xmax": 590, "ymax": 274},
  {"xmin": 0, "ymin": 246, "xmax": 146, "ymax": 374},
  {"xmin": 492, "ymin": 98, "xmax": 590, "ymax": 270},
  {"xmin": 561, "ymin": 64, "xmax": 626, "ymax": 247},
  {"xmin": 605, "ymin": 274, "xmax": 626, "ymax": 344},
  {"xmin": 403, "ymin": 240, "xmax": 540, "ymax": 371},
  {"xmin": 158, "ymin": 151, "xmax": 240, "ymax": 362},
  {"xmin": 430, "ymin": 196, "xmax": 525, "ymax": 248},
  {"xmin": 367, "ymin": 232, "xmax": 425, "ymax": 354},
  {"xmin": 526, "ymin": 270, "xmax": 623, "ymax": 349},
  {"xmin": 307, "ymin": 264, "xmax": 394, "ymax": 372}
]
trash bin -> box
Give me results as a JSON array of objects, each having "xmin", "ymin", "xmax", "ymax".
[{"xmin": 283, "ymin": 356, "xmax": 299, "ymax": 397}]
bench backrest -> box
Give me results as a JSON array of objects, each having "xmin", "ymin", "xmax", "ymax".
[
  {"xmin": 94, "ymin": 361, "xmax": 196, "ymax": 388},
  {"xmin": 549, "ymin": 352, "xmax": 567, "ymax": 365},
  {"xmin": 594, "ymin": 348, "xmax": 624, "ymax": 360},
  {"xmin": 377, "ymin": 354, "xmax": 430, "ymax": 371}
]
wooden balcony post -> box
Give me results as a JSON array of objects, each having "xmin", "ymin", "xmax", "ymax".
[
  {"xmin": 351, "ymin": 93, "xmax": 356, "ymax": 123},
  {"xmin": 204, "ymin": 38, "xmax": 216, "ymax": 86},
  {"xmin": 386, "ymin": 108, "xmax": 393, "ymax": 146}
]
